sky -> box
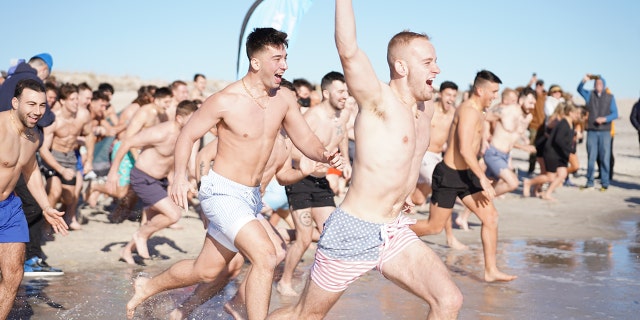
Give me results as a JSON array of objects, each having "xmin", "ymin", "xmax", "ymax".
[{"xmin": 2, "ymin": 0, "xmax": 639, "ymax": 99}]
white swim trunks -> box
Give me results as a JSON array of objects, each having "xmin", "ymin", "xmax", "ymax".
[
  {"xmin": 418, "ymin": 151, "xmax": 443, "ymax": 185},
  {"xmin": 198, "ymin": 169, "xmax": 262, "ymax": 252}
]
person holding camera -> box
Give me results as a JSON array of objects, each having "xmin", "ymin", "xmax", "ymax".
[{"xmin": 577, "ymin": 73, "xmax": 618, "ymax": 191}]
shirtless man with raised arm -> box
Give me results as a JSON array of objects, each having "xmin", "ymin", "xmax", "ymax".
[
  {"xmin": 0, "ymin": 79, "xmax": 67, "ymax": 319},
  {"xmin": 268, "ymin": 1, "xmax": 462, "ymax": 319},
  {"xmin": 411, "ymin": 70, "xmax": 518, "ymax": 283},
  {"xmin": 125, "ymin": 28, "xmax": 341, "ymax": 320}
]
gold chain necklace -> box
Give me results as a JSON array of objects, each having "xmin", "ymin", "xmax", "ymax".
[
  {"xmin": 241, "ymin": 78, "xmax": 267, "ymax": 110},
  {"xmin": 10, "ymin": 110, "xmax": 34, "ymax": 140}
]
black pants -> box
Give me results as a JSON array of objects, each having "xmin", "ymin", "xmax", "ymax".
[{"xmin": 15, "ymin": 175, "xmax": 45, "ymax": 260}]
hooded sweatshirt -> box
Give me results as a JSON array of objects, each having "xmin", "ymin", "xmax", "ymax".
[{"xmin": 577, "ymin": 77, "xmax": 618, "ymax": 132}]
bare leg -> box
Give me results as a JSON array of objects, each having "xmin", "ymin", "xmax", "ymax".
[
  {"xmin": 132, "ymin": 199, "xmax": 183, "ymax": 259},
  {"xmin": 382, "ymin": 241, "xmax": 463, "ymax": 319},
  {"xmin": 126, "ymin": 235, "xmax": 235, "ymax": 319},
  {"xmin": 231, "ymin": 220, "xmax": 280, "ymax": 320},
  {"xmin": 170, "ymin": 254, "xmax": 245, "ymax": 320},
  {"xmin": 268, "ymin": 277, "xmax": 344, "ymax": 320},
  {"xmin": 461, "ymin": 193, "xmax": 517, "ymax": 282},
  {"xmin": 119, "ymin": 239, "xmax": 137, "ymax": 265},
  {"xmin": 493, "ymin": 169, "xmax": 519, "ymax": 196},
  {"xmin": 445, "ymin": 215, "xmax": 468, "ymax": 250},
  {"xmin": 542, "ymin": 168, "xmax": 567, "ymax": 200},
  {"xmin": 61, "ymin": 185, "xmax": 82, "ymax": 230},
  {"xmin": 0, "ymin": 243, "xmax": 25, "ymax": 320},
  {"xmin": 455, "ymin": 207, "xmax": 471, "ymax": 231},
  {"xmin": 277, "ymin": 207, "xmax": 331, "ymax": 296},
  {"xmin": 410, "ymin": 202, "xmax": 452, "ymax": 237},
  {"xmin": 226, "ymin": 217, "xmax": 286, "ymax": 318},
  {"xmin": 522, "ymin": 178, "xmax": 532, "ymax": 198}
]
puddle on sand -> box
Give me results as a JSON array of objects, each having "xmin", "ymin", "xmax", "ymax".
[{"xmin": 9, "ymin": 219, "xmax": 640, "ymax": 319}]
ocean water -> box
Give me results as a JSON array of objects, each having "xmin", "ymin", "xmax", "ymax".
[{"xmin": 9, "ymin": 217, "xmax": 640, "ymax": 319}]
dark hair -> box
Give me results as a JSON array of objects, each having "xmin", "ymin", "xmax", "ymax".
[
  {"xmin": 535, "ymin": 79, "xmax": 544, "ymax": 87},
  {"xmin": 439, "ymin": 81, "xmax": 458, "ymax": 92},
  {"xmin": 45, "ymin": 81, "xmax": 58, "ymax": 95},
  {"xmin": 133, "ymin": 85, "xmax": 157, "ymax": 105},
  {"xmin": 473, "ymin": 70, "xmax": 502, "ymax": 92},
  {"xmin": 98, "ymin": 82, "xmax": 114, "ymax": 94},
  {"xmin": 14, "ymin": 79, "xmax": 46, "ymax": 98},
  {"xmin": 91, "ymin": 90, "xmax": 110, "ymax": 102},
  {"xmin": 246, "ymin": 27, "xmax": 288, "ymax": 60},
  {"xmin": 193, "ymin": 73, "xmax": 206, "ymax": 81},
  {"xmin": 78, "ymin": 82, "xmax": 92, "ymax": 92},
  {"xmin": 280, "ymin": 78, "xmax": 296, "ymax": 92},
  {"xmin": 320, "ymin": 71, "xmax": 345, "ymax": 91},
  {"xmin": 153, "ymin": 87, "xmax": 173, "ymax": 99},
  {"xmin": 58, "ymin": 83, "xmax": 79, "ymax": 100},
  {"xmin": 292, "ymin": 78, "xmax": 313, "ymax": 91},
  {"xmin": 171, "ymin": 80, "xmax": 187, "ymax": 91},
  {"xmin": 176, "ymin": 100, "xmax": 198, "ymax": 117},
  {"xmin": 519, "ymin": 86, "xmax": 537, "ymax": 100}
]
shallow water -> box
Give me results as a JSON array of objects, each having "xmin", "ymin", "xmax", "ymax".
[{"xmin": 9, "ymin": 218, "xmax": 640, "ymax": 319}]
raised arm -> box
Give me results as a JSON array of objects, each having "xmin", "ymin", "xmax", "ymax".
[{"xmin": 335, "ymin": 0, "xmax": 382, "ymax": 110}]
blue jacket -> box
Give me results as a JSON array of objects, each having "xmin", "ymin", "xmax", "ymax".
[{"xmin": 577, "ymin": 77, "xmax": 618, "ymax": 124}]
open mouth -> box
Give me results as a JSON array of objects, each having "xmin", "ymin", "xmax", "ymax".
[
  {"xmin": 426, "ymin": 78, "xmax": 434, "ymax": 87},
  {"xmin": 275, "ymin": 74, "xmax": 283, "ymax": 84}
]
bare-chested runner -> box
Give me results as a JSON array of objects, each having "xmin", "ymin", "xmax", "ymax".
[
  {"xmin": 125, "ymin": 28, "xmax": 342, "ymax": 320},
  {"xmin": 409, "ymin": 81, "xmax": 468, "ymax": 250},
  {"xmin": 411, "ymin": 70, "xmax": 518, "ymax": 283},
  {"xmin": 268, "ymin": 1, "xmax": 463, "ymax": 319},
  {"xmin": 167, "ymin": 80, "xmax": 325, "ymax": 320},
  {"xmin": 39, "ymin": 83, "xmax": 95, "ymax": 230},
  {"xmin": 454, "ymin": 87, "xmax": 537, "ymax": 228},
  {"xmin": 0, "ymin": 79, "xmax": 67, "ymax": 319},
  {"xmin": 106, "ymin": 100, "xmax": 198, "ymax": 265},
  {"xmin": 277, "ymin": 71, "xmax": 352, "ymax": 297}
]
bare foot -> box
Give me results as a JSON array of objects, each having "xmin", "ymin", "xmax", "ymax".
[
  {"xmin": 224, "ymin": 300, "xmax": 247, "ymax": 320},
  {"xmin": 522, "ymin": 179, "xmax": 531, "ymax": 198},
  {"xmin": 168, "ymin": 308, "xmax": 185, "ymax": 320},
  {"xmin": 276, "ymin": 281, "xmax": 299, "ymax": 297},
  {"xmin": 447, "ymin": 237, "xmax": 469, "ymax": 250},
  {"xmin": 126, "ymin": 275, "xmax": 151, "ymax": 319},
  {"xmin": 132, "ymin": 231, "xmax": 150, "ymax": 259},
  {"xmin": 485, "ymin": 269, "xmax": 518, "ymax": 282},
  {"xmin": 168, "ymin": 223, "xmax": 184, "ymax": 230},
  {"xmin": 69, "ymin": 220, "xmax": 83, "ymax": 230},
  {"xmin": 119, "ymin": 244, "xmax": 136, "ymax": 265},
  {"xmin": 455, "ymin": 216, "xmax": 469, "ymax": 231},
  {"xmin": 540, "ymin": 193, "xmax": 557, "ymax": 201}
]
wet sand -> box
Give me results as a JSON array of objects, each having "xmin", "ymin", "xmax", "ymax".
[{"xmin": 7, "ymin": 98, "xmax": 640, "ymax": 319}]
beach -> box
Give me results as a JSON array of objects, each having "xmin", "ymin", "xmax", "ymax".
[{"xmin": 7, "ymin": 85, "xmax": 640, "ymax": 319}]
